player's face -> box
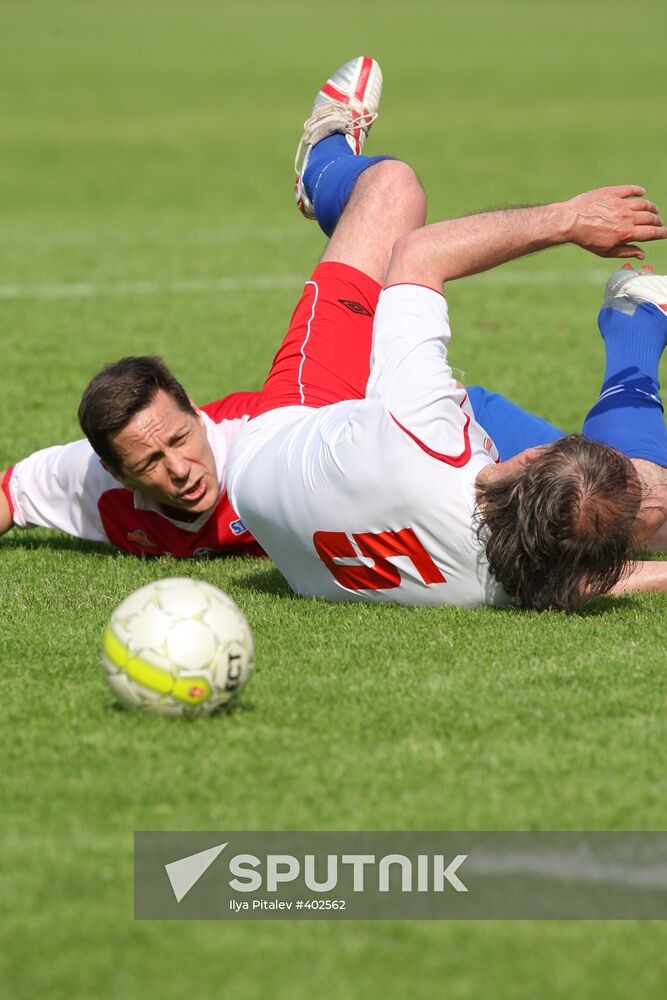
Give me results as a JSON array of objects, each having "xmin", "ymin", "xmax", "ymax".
[{"xmin": 107, "ymin": 390, "xmax": 220, "ymax": 514}]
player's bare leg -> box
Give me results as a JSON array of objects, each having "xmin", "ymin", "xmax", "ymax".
[
  {"xmin": 611, "ymin": 463, "xmax": 667, "ymax": 589},
  {"xmin": 644, "ymin": 513, "xmax": 667, "ymax": 552},
  {"xmin": 631, "ymin": 458, "xmax": 667, "ymax": 545},
  {"xmin": 612, "ymin": 460, "xmax": 667, "ymax": 594},
  {"xmin": 321, "ymin": 159, "xmax": 426, "ymax": 284}
]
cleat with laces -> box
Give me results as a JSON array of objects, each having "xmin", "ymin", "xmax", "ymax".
[
  {"xmin": 295, "ymin": 56, "xmax": 383, "ymax": 219},
  {"xmin": 603, "ymin": 264, "xmax": 667, "ymax": 316}
]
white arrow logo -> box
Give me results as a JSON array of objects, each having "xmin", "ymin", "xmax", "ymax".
[{"xmin": 165, "ymin": 842, "xmax": 228, "ymax": 902}]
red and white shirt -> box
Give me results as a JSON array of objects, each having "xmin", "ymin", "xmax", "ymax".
[
  {"xmin": 228, "ymin": 285, "xmax": 509, "ymax": 607},
  {"xmin": 2, "ymin": 392, "xmax": 264, "ymax": 558}
]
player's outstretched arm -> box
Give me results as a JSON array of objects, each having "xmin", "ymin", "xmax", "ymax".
[
  {"xmin": 1, "ymin": 442, "xmax": 110, "ymax": 543},
  {"xmin": 0, "ymin": 474, "xmax": 13, "ymax": 535},
  {"xmin": 385, "ymin": 186, "xmax": 667, "ymax": 291},
  {"xmin": 608, "ymin": 560, "xmax": 667, "ymax": 595}
]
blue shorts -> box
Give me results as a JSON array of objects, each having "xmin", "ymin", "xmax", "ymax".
[{"xmin": 467, "ymin": 386, "xmax": 564, "ymax": 461}]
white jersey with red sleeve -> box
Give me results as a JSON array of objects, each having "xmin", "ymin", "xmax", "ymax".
[
  {"xmin": 228, "ymin": 284, "xmax": 509, "ymax": 608},
  {"xmin": 2, "ymin": 393, "xmax": 264, "ymax": 558},
  {"xmin": 4, "ymin": 438, "xmax": 112, "ymax": 541}
]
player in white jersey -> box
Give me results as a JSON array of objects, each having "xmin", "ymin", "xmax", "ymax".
[
  {"xmin": 228, "ymin": 56, "xmax": 667, "ymax": 611},
  {"xmin": 230, "ymin": 283, "xmax": 504, "ymax": 607}
]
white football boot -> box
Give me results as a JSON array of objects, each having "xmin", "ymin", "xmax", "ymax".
[
  {"xmin": 294, "ymin": 56, "xmax": 383, "ymax": 219},
  {"xmin": 603, "ymin": 263, "xmax": 667, "ymax": 316}
]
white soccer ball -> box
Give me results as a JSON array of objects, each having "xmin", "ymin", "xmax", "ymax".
[{"xmin": 102, "ymin": 577, "xmax": 254, "ymax": 718}]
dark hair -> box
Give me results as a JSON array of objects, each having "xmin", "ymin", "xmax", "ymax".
[
  {"xmin": 78, "ymin": 356, "xmax": 195, "ymax": 471},
  {"xmin": 476, "ymin": 435, "xmax": 642, "ymax": 611}
]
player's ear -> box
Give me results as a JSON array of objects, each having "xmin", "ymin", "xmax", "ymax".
[
  {"xmin": 188, "ymin": 396, "xmax": 202, "ymax": 417},
  {"xmin": 479, "ymin": 446, "xmax": 546, "ymax": 486},
  {"xmin": 518, "ymin": 446, "xmax": 545, "ymax": 467}
]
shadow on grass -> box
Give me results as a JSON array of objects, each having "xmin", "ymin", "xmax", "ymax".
[
  {"xmin": 234, "ymin": 566, "xmax": 293, "ymax": 597},
  {"xmin": 1, "ymin": 533, "xmax": 127, "ymax": 558},
  {"xmin": 480, "ymin": 594, "xmax": 640, "ymax": 618},
  {"xmin": 235, "ymin": 572, "xmax": 644, "ymax": 616},
  {"xmin": 579, "ymin": 594, "xmax": 640, "ymax": 616},
  {"xmin": 3, "ymin": 534, "xmax": 649, "ymax": 617},
  {"xmin": 106, "ymin": 697, "xmax": 255, "ymax": 719}
]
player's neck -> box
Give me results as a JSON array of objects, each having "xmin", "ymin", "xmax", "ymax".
[{"xmin": 159, "ymin": 503, "xmax": 203, "ymax": 523}]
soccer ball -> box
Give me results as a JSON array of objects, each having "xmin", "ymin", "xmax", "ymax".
[{"xmin": 102, "ymin": 577, "xmax": 254, "ymax": 718}]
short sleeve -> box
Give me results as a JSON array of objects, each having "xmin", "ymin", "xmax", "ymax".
[
  {"xmin": 201, "ymin": 392, "xmax": 260, "ymax": 423},
  {"xmin": 365, "ymin": 284, "xmax": 471, "ymax": 460},
  {"xmin": 7, "ymin": 439, "xmax": 112, "ymax": 541}
]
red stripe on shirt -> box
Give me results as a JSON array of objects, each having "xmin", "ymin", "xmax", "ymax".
[{"xmin": 390, "ymin": 411, "xmax": 472, "ymax": 467}]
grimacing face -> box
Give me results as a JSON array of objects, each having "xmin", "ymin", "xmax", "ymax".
[{"xmin": 103, "ymin": 389, "xmax": 220, "ymax": 514}]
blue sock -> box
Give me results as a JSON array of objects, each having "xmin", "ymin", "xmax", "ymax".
[
  {"xmin": 303, "ymin": 134, "xmax": 393, "ymax": 237},
  {"xmin": 582, "ymin": 302, "xmax": 667, "ymax": 467}
]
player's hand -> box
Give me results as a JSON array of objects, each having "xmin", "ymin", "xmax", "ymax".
[{"xmin": 563, "ymin": 185, "xmax": 667, "ymax": 260}]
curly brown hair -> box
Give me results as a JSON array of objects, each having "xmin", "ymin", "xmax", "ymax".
[{"xmin": 476, "ymin": 435, "xmax": 642, "ymax": 611}]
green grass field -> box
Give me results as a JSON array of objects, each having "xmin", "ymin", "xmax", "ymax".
[{"xmin": 2, "ymin": 1, "xmax": 667, "ymax": 996}]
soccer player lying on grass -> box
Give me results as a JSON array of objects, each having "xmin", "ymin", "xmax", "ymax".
[
  {"xmin": 226, "ymin": 57, "xmax": 667, "ymax": 611},
  {"xmin": 0, "ymin": 358, "xmax": 557, "ymax": 562},
  {"xmin": 0, "ymin": 350, "xmax": 565, "ymax": 560},
  {"xmin": 1, "ymin": 56, "xmax": 667, "ymax": 606}
]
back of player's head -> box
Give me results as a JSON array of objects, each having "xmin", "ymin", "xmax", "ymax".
[
  {"xmin": 78, "ymin": 355, "xmax": 196, "ymax": 471},
  {"xmin": 476, "ymin": 435, "xmax": 642, "ymax": 611}
]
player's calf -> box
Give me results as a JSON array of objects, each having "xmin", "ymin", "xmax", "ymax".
[{"xmin": 322, "ymin": 159, "xmax": 427, "ymax": 284}]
